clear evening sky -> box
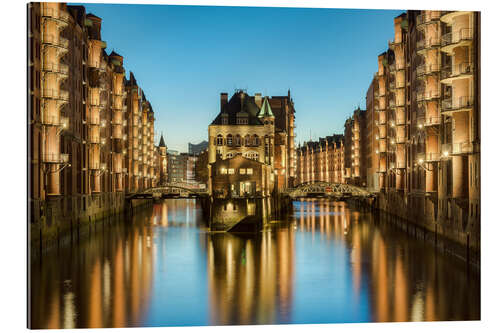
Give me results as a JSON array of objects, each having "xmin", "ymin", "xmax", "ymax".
[{"xmin": 79, "ymin": 3, "xmax": 404, "ymax": 151}]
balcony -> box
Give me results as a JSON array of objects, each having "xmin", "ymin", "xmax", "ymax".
[
  {"xmin": 41, "ymin": 7, "xmax": 70, "ymax": 25},
  {"xmin": 441, "ymin": 11, "xmax": 472, "ymax": 24},
  {"xmin": 42, "ymin": 62, "xmax": 69, "ymax": 76},
  {"xmin": 416, "ymin": 90, "xmax": 440, "ymax": 102},
  {"xmin": 41, "ymin": 34, "xmax": 69, "ymax": 49},
  {"xmin": 424, "ymin": 116, "xmax": 441, "ymax": 127},
  {"xmin": 426, "ymin": 152, "xmax": 440, "ymax": 162},
  {"xmin": 88, "ymin": 135, "xmax": 100, "ymax": 144},
  {"xmin": 41, "ymin": 115, "xmax": 60, "ymax": 126},
  {"xmin": 416, "ymin": 12, "xmax": 441, "ymax": 28},
  {"xmin": 416, "ymin": 37, "xmax": 440, "ymax": 52},
  {"xmin": 441, "ymin": 29, "xmax": 473, "ymax": 53},
  {"xmin": 441, "ymin": 96, "xmax": 474, "ymax": 113},
  {"xmin": 42, "ymin": 88, "xmax": 69, "ymax": 101},
  {"xmin": 396, "ymin": 99, "xmax": 406, "ymax": 107},
  {"xmin": 395, "ymin": 161, "xmax": 406, "ymax": 169},
  {"xmin": 89, "ymin": 99, "xmax": 105, "ymax": 108},
  {"xmin": 452, "ymin": 142, "xmax": 473, "ymax": 155},
  {"xmin": 395, "ymin": 62, "xmax": 406, "ymax": 72},
  {"xmin": 88, "ymin": 117, "xmax": 100, "ymax": 126},
  {"xmin": 389, "ymin": 38, "xmax": 403, "ymax": 49},
  {"xmin": 440, "ymin": 62, "xmax": 474, "ymax": 83},
  {"xmin": 416, "ymin": 63, "xmax": 440, "ymax": 78},
  {"xmin": 42, "ymin": 153, "xmax": 69, "ymax": 164}
]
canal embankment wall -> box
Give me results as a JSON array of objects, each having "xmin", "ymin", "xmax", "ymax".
[
  {"xmin": 347, "ymin": 192, "xmax": 480, "ymax": 268},
  {"xmin": 30, "ymin": 196, "xmax": 153, "ymax": 259}
]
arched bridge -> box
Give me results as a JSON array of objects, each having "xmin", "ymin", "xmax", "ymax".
[
  {"xmin": 284, "ymin": 181, "xmax": 374, "ymax": 199},
  {"xmin": 126, "ymin": 182, "xmax": 208, "ymax": 200}
]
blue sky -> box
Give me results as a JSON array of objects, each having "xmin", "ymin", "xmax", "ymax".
[{"xmin": 80, "ymin": 3, "xmax": 403, "ymax": 151}]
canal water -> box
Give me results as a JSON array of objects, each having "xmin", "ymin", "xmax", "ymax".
[{"xmin": 29, "ymin": 199, "xmax": 480, "ymax": 328}]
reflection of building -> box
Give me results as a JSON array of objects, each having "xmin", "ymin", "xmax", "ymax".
[
  {"xmin": 28, "ymin": 3, "xmax": 158, "ymax": 246},
  {"xmin": 30, "ymin": 213, "xmax": 154, "ymax": 329},
  {"xmin": 206, "ymin": 229, "xmax": 294, "ymax": 325},
  {"xmin": 188, "ymin": 141, "xmax": 208, "ymax": 156},
  {"xmin": 296, "ymin": 135, "xmax": 344, "ymax": 184}
]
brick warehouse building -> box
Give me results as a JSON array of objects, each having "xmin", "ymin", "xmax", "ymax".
[
  {"xmin": 207, "ymin": 90, "xmax": 296, "ymax": 196},
  {"xmin": 293, "ymin": 9, "xmax": 480, "ymax": 258},
  {"xmin": 28, "ymin": 3, "xmax": 161, "ymax": 247}
]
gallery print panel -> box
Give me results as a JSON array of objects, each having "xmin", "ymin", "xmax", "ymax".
[{"xmin": 28, "ymin": 1, "xmax": 480, "ymax": 329}]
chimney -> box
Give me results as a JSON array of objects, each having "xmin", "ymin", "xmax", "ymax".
[
  {"xmin": 220, "ymin": 93, "xmax": 228, "ymax": 111},
  {"xmin": 254, "ymin": 93, "xmax": 262, "ymax": 108}
]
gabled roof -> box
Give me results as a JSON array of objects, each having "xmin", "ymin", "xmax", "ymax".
[
  {"xmin": 109, "ymin": 50, "xmax": 122, "ymax": 58},
  {"xmin": 257, "ymin": 97, "xmax": 274, "ymax": 118},
  {"xmin": 211, "ymin": 91, "xmax": 263, "ymax": 126}
]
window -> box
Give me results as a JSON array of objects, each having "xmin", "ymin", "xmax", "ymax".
[
  {"xmin": 228, "ymin": 168, "xmax": 235, "ymax": 174},
  {"xmin": 220, "ymin": 168, "xmax": 227, "ymax": 175},
  {"xmin": 247, "ymin": 168, "xmax": 253, "ymax": 175},
  {"xmin": 216, "ymin": 135, "xmax": 223, "ymax": 146},
  {"xmin": 240, "ymin": 168, "xmax": 246, "ymax": 175},
  {"xmin": 235, "ymin": 135, "xmax": 241, "ymax": 146},
  {"xmin": 253, "ymin": 135, "xmax": 259, "ymax": 146},
  {"xmin": 245, "ymin": 135, "xmax": 250, "ymax": 146},
  {"xmin": 227, "ymin": 134, "xmax": 233, "ymax": 146},
  {"xmin": 237, "ymin": 117, "xmax": 248, "ymax": 125}
]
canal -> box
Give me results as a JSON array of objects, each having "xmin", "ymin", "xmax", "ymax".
[{"xmin": 29, "ymin": 198, "xmax": 480, "ymax": 328}]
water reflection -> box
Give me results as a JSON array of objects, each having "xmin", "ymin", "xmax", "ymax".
[{"xmin": 30, "ymin": 199, "xmax": 480, "ymax": 328}]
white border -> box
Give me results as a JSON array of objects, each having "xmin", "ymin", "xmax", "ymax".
[{"xmin": 1, "ymin": 0, "xmax": 499, "ymax": 332}]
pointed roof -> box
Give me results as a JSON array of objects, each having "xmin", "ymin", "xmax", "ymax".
[
  {"xmin": 159, "ymin": 134, "xmax": 166, "ymax": 147},
  {"xmin": 257, "ymin": 97, "xmax": 274, "ymax": 118}
]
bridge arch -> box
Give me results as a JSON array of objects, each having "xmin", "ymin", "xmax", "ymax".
[{"xmin": 286, "ymin": 181, "xmax": 372, "ymax": 198}]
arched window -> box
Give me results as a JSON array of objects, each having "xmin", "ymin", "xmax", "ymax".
[
  {"xmin": 244, "ymin": 135, "xmax": 250, "ymax": 146},
  {"xmin": 253, "ymin": 135, "xmax": 259, "ymax": 146},
  {"xmin": 235, "ymin": 134, "xmax": 241, "ymax": 146},
  {"xmin": 227, "ymin": 134, "xmax": 233, "ymax": 146},
  {"xmin": 216, "ymin": 134, "xmax": 223, "ymax": 146}
]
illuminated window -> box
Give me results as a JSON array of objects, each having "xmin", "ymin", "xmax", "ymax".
[
  {"xmin": 228, "ymin": 168, "xmax": 235, "ymax": 174},
  {"xmin": 247, "ymin": 168, "xmax": 253, "ymax": 175},
  {"xmin": 220, "ymin": 168, "xmax": 227, "ymax": 175},
  {"xmin": 240, "ymin": 168, "xmax": 246, "ymax": 175}
]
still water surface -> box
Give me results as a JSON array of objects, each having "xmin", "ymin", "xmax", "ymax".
[{"xmin": 30, "ymin": 199, "xmax": 480, "ymax": 328}]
